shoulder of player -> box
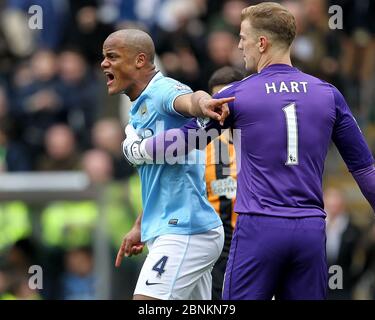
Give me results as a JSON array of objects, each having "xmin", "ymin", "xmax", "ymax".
[
  {"xmin": 296, "ymin": 70, "xmax": 338, "ymax": 89},
  {"xmin": 302, "ymin": 74, "xmax": 347, "ymax": 110},
  {"xmin": 295, "ymin": 71, "xmax": 344, "ymax": 100},
  {"xmin": 214, "ymin": 74, "xmax": 257, "ymax": 98},
  {"xmin": 155, "ymin": 75, "xmax": 192, "ymax": 92}
]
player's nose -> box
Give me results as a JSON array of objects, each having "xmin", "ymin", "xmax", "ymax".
[
  {"xmin": 238, "ymin": 40, "xmax": 243, "ymax": 50},
  {"xmin": 101, "ymin": 58, "xmax": 110, "ymax": 69}
]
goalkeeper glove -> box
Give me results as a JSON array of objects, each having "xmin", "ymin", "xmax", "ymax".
[{"xmin": 122, "ymin": 124, "xmax": 152, "ymax": 166}]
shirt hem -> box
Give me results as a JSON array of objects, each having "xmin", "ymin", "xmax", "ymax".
[{"xmin": 141, "ymin": 220, "xmax": 223, "ymax": 243}]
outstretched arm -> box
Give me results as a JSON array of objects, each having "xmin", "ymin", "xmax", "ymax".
[
  {"xmin": 123, "ymin": 108, "xmax": 235, "ymax": 165},
  {"xmin": 174, "ymin": 91, "xmax": 234, "ymax": 125},
  {"xmin": 123, "ymin": 88, "xmax": 237, "ymax": 165},
  {"xmin": 332, "ymin": 86, "xmax": 375, "ymax": 212}
]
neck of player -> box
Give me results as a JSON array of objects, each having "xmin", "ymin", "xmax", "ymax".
[
  {"xmin": 257, "ymin": 47, "xmax": 292, "ymax": 73},
  {"xmin": 127, "ymin": 69, "xmax": 158, "ymax": 101}
]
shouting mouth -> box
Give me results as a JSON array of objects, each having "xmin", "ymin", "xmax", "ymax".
[{"xmin": 104, "ymin": 71, "xmax": 115, "ymax": 86}]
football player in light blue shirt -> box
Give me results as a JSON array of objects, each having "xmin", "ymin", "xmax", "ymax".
[
  {"xmin": 101, "ymin": 29, "xmax": 233, "ymax": 300},
  {"xmin": 127, "ymin": 71, "xmax": 223, "ymax": 241}
]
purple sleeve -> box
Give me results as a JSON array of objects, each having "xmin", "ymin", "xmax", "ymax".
[
  {"xmin": 331, "ymin": 86, "xmax": 374, "ymax": 172},
  {"xmin": 145, "ymin": 86, "xmax": 237, "ymax": 160},
  {"xmin": 144, "ymin": 116, "xmax": 233, "ymax": 160},
  {"xmin": 352, "ymin": 165, "xmax": 375, "ymax": 213}
]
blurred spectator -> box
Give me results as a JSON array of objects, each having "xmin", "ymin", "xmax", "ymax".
[
  {"xmin": 0, "ymin": 84, "xmax": 8, "ymax": 118},
  {"xmin": 0, "ymin": 116, "xmax": 32, "ymax": 172},
  {"xmin": 91, "ymin": 118, "xmax": 135, "ymax": 180},
  {"xmin": 114, "ymin": 0, "xmax": 162, "ymax": 33},
  {"xmin": 58, "ymin": 49, "xmax": 99, "ymax": 149},
  {"xmin": 80, "ymin": 149, "xmax": 143, "ymax": 300},
  {"xmin": 8, "ymin": 274, "xmax": 42, "ymax": 300},
  {"xmin": 11, "ymin": 50, "xmax": 63, "ymax": 166},
  {"xmin": 0, "ymin": 203, "xmax": 32, "ymax": 253},
  {"xmin": 153, "ymin": 0, "xmax": 208, "ymax": 89},
  {"xmin": 333, "ymin": 0, "xmax": 375, "ymax": 122},
  {"xmin": 5, "ymin": 238, "xmax": 38, "ymax": 273},
  {"xmin": 208, "ymin": 0, "xmax": 248, "ymax": 35},
  {"xmin": 40, "ymin": 201, "xmax": 97, "ymax": 250},
  {"xmin": 0, "ymin": 268, "xmax": 42, "ymax": 300},
  {"xmin": 0, "ymin": 267, "xmax": 12, "ymax": 299},
  {"xmin": 353, "ymin": 222, "xmax": 375, "ymax": 299},
  {"xmin": 160, "ymin": 47, "xmax": 201, "ymax": 90},
  {"xmin": 156, "ymin": 0, "xmax": 203, "ymax": 33},
  {"xmin": 37, "ymin": 124, "xmax": 80, "ymax": 171},
  {"xmin": 283, "ymin": 0, "xmax": 342, "ymax": 86},
  {"xmin": 325, "ymin": 188, "xmax": 365, "ymax": 299},
  {"xmin": 60, "ymin": 246, "xmax": 96, "ymax": 300},
  {"xmin": 206, "ymin": 66, "xmax": 244, "ymax": 300},
  {"xmin": 6, "ymin": 0, "xmax": 69, "ymax": 51},
  {"xmin": 65, "ymin": 3, "xmax": 114, "ymax": 66},
  {"xmin": 0, "ymin": 15, "xmax": 17, "ymax": 77},
  {"xmin": 81, "ymin": 149, "xmax": 113, "ymax": 185},
  {"xmin": 1, "ymin": 3, "xmax": 35, "ymax": 59},
  {"xmin": 81, "ymin": 148, "xmax": 138, "ymax": 248},
  {"xmin": 201, "ymin": 30, "xmax": 241, "ymax": 85},
  {"xmin": 0, "ymin": 238, "xmax": 43, "ymax": 300}
]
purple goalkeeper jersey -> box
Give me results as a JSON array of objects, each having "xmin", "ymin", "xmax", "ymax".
[{"xmin": 183, "ymin": 64, "xmax": 374, "ymax": 218}]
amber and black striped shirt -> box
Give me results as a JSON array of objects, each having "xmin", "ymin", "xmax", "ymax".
[{"xmin": 205, "ymin": 130, "xmax": 237, "ymax": 256}]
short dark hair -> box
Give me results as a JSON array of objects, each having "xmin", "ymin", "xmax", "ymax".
[{"xmin": 208, "ymin": 66, "xmax": 245, "ymax": 94}]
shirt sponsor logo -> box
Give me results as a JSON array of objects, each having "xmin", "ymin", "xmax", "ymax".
[{"xmin": 211, "ymin": 176, "xmax": 237, "ymax": 199}]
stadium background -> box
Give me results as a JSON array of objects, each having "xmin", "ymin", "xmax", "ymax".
[{"xmin": 0, "ymin": 0, "xmax": 374, "ymax": 300}]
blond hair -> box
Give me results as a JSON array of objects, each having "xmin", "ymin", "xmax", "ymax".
[{"xmin": 241, "ymin": 2, "xmax": 296, "ymax": 48}]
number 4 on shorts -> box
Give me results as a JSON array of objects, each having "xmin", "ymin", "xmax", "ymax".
[{"xmin": 152, "ymin": 256, "xmax": 168, "ymax": 277}]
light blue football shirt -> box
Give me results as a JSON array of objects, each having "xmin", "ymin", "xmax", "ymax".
[{"xmin": 128, "ymin": 71, "xmax": 222, "ymax": 242}]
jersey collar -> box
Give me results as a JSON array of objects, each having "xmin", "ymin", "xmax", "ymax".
[
  {"xmin": 131, "ymin": 71, "xmax": 163, "ymax": 102},
  {"xmin": 260, "ymin": 64, "xmax": 298, "ymax": 73}
]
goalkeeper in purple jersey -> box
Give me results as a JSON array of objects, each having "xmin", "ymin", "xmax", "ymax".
[{"xmin": 123, "ymin": 2, "xmax": 375, "ymax": 300}]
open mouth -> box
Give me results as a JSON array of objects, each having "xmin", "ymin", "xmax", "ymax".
[{"xmin": 104, "ymin": 72, "xmax": 115, "ymax": 86}]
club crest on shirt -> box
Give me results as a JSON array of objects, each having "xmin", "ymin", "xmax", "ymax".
[
  {"xmin": 139, "ymin": 104, "xmax": 148, "ymax": 118},
  {"xmin": 211, "ymin": 176, "xmax": 237, "ymax": 199}
]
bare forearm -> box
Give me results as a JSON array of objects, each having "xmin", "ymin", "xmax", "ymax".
[{"xmin": 189, "ymin": 90, "xmax": 212, "ymax": 117}]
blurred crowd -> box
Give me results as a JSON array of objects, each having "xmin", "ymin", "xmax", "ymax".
[
  {"xmin": 0, "ymin": 0, "xmax": 375, "ymax": 173},
  {"xmin": 0, "ymin": 0, "xmax": 374, "ymax": 299}
]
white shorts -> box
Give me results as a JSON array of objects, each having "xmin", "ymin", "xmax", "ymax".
[{"xmin": 134, "ymin": 226, "xmax": 224, "ymax": 300}]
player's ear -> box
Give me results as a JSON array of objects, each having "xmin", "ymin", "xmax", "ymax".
[
  {"xmin": 258, "ymin": 36, "xmax": 267, "ymax": 53},
  {"xmin": 135, "ymin": 53, "xmax": 147, "ymax": 68}
]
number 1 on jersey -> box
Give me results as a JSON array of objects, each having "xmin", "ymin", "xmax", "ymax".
[{"xmin": 283, "ymin": 103, "xmax": 298, "ymax": 165}]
